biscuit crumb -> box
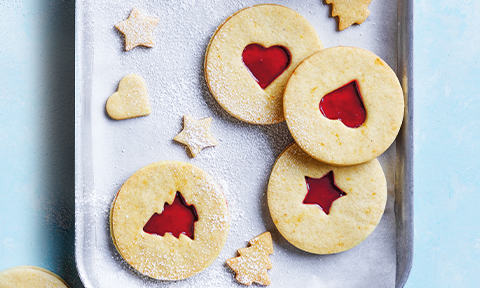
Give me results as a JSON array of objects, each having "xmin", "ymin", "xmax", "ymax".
[{"xmin": 226, "ymin": 232, "xmax": 273, "ymax": 286}]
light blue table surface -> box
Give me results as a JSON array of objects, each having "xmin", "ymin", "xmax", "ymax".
[{"xmin": 1, "ymin": 0, "xmax": 479, "ymax": 287}]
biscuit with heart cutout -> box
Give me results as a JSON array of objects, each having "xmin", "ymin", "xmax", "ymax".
[
  {"xmin": 284, "ymin": 46, "xmax": 404, "ymax": 166},
  {"xmin": 205, "ymin": 4, "xmax": 323, "ymax": 125},
  {"xmin": 106, "ymin": 74, "xmax": 151, "ymax": 120}
]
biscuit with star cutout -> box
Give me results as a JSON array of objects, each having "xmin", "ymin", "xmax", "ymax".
[
  {"xmin": 174, "ymin": 115, "xmax": 217, "ymax": 157},
  {"xmin": 115, "ymin": 7, "xmax": 159, "ymax": 51},
  {"xmin": 326, "ymin": 0, "xmax": 372, "ymax": 30},
  {"xmin": 267, "ymin": 143, "xmax": 387, "ymax": 254}
]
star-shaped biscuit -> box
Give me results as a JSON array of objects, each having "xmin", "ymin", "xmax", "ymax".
[
  {"xmin": 174, "ymin": 115, "xmax": 217, "ymax": 157},
  {"xmin": 115, "ymin": 7, "xmax": 159, "ymax": 51},
  {"xmin": 227, "ymin": 232, "xmax": 274, "ymax": 286},
  {"xmin": 326, "ymin": 0, "xmax": 372, "ymax": 30}
]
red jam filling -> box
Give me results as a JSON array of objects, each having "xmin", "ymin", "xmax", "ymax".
[
  {"xmin": 242, "ymin": 43, "xmax": 291, "ymax": 89},
  {"xmin": 319, "ymin": 80, "xmax": 366, "ymax": 128},
  {"xmin": 143, "ymin": 191, "xmax": 198, "ymax": 239},
  {"xmin": 303, "ymin": 171, "xmax": 346, "ymax": 215}
]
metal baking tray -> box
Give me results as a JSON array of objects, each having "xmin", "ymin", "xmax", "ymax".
[{"xmin": 75, "ymin": 0, "xmax": 413, "ymax": 287}]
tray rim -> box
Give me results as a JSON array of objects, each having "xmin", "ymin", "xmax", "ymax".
[
  {"xmin": 74, "ymin": 0, "xmax": 414, "ymax": 286},
  {"xmin": 395, "ymin": 0, "xmax": 414, "ymax": 286}
]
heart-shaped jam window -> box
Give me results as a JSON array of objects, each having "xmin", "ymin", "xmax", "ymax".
[
  {"xmin": 143, "ymin": 192, "xmax": 198, "ymax": 239},
  {"xmin": 242, "ymin": 44, "xmax": 291, "ymax": 89},
  {"xmin": 319, "ymin": 80, "xmax": 366, "ymax": 128},
  {"xmin": 303, "ymin": 171, "xmax": 346, "ymax": 215}
]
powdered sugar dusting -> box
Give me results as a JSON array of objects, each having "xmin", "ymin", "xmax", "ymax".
[{"xmin": 78, "ymin": 0, "xmax": 399, "ymax": 286}]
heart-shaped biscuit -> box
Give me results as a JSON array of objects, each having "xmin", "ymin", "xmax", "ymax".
[{"xmin": 106, "ymin": 74, "xmax": 151, "ymax": 120}]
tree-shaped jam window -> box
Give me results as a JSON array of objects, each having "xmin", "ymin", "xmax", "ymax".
[
  {"xmin": 303, "ymin": 171, "xmax": 346, "ymax": 215},
  {"xmin": 319, "ymin": 80, "xmax": 367, "ymax": 128},
  {"xmin": 143, "ymin": 192, "xmax": 198, "ymax": 239},
  {"xmin": 242, "ymin": 44, "xmax": 291, "ymax": 89}
]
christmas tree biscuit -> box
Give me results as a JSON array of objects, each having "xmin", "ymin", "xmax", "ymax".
[
  {"xmin": 326, "ymin": 0, "xmax": 372, "ymax": 30},
  {"xmin": 227, "ymin": 232, "xmax": 273, "ymax": 286}
]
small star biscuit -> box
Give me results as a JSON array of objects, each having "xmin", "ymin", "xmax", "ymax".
[
  {"xmin": 174, "ymin": 115, "xmax": 217, "ymax": 157},
  {"xmin": 326, "ymin": 0, "xmax": 372, "ymax": 30},
  {"xmin": 227, "ymin": 232, "xmax": 274, "ymax": 286},
  {"xmin": 106, "ymin": 74, "xmax": 151, "ymax": 120},
  {"xmin": 115, "ymin": 7, "xmax": 159, "ymax": 51}
]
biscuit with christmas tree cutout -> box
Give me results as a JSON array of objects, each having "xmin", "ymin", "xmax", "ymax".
[{"xmin": 110, "ymin": 161, "xmax": 230, "ymax": 280}]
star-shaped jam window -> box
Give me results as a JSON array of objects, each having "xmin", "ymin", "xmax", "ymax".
[
  {"xmin": 303, "ymin": 171, "xmax": 346, "ymax": 215},
  {"xmin": 174, "ymin": 115, "xmax": 217, "ymax": 157},
  {"xmin": 115, "ymin": 7, "xmax": 159, "ymax": 51},
  {"xmin": 143, "ymin": 192, "xmax": 198, "ymax": 239}
]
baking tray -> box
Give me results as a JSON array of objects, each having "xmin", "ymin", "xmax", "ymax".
[{"xmin": 75, "ymin": 0, "xmax": 413, "ymax": 287}]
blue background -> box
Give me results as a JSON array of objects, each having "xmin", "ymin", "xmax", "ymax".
[{"xmin": 0, "ymin": 0, "xmax": 479, "ymax": 287}]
